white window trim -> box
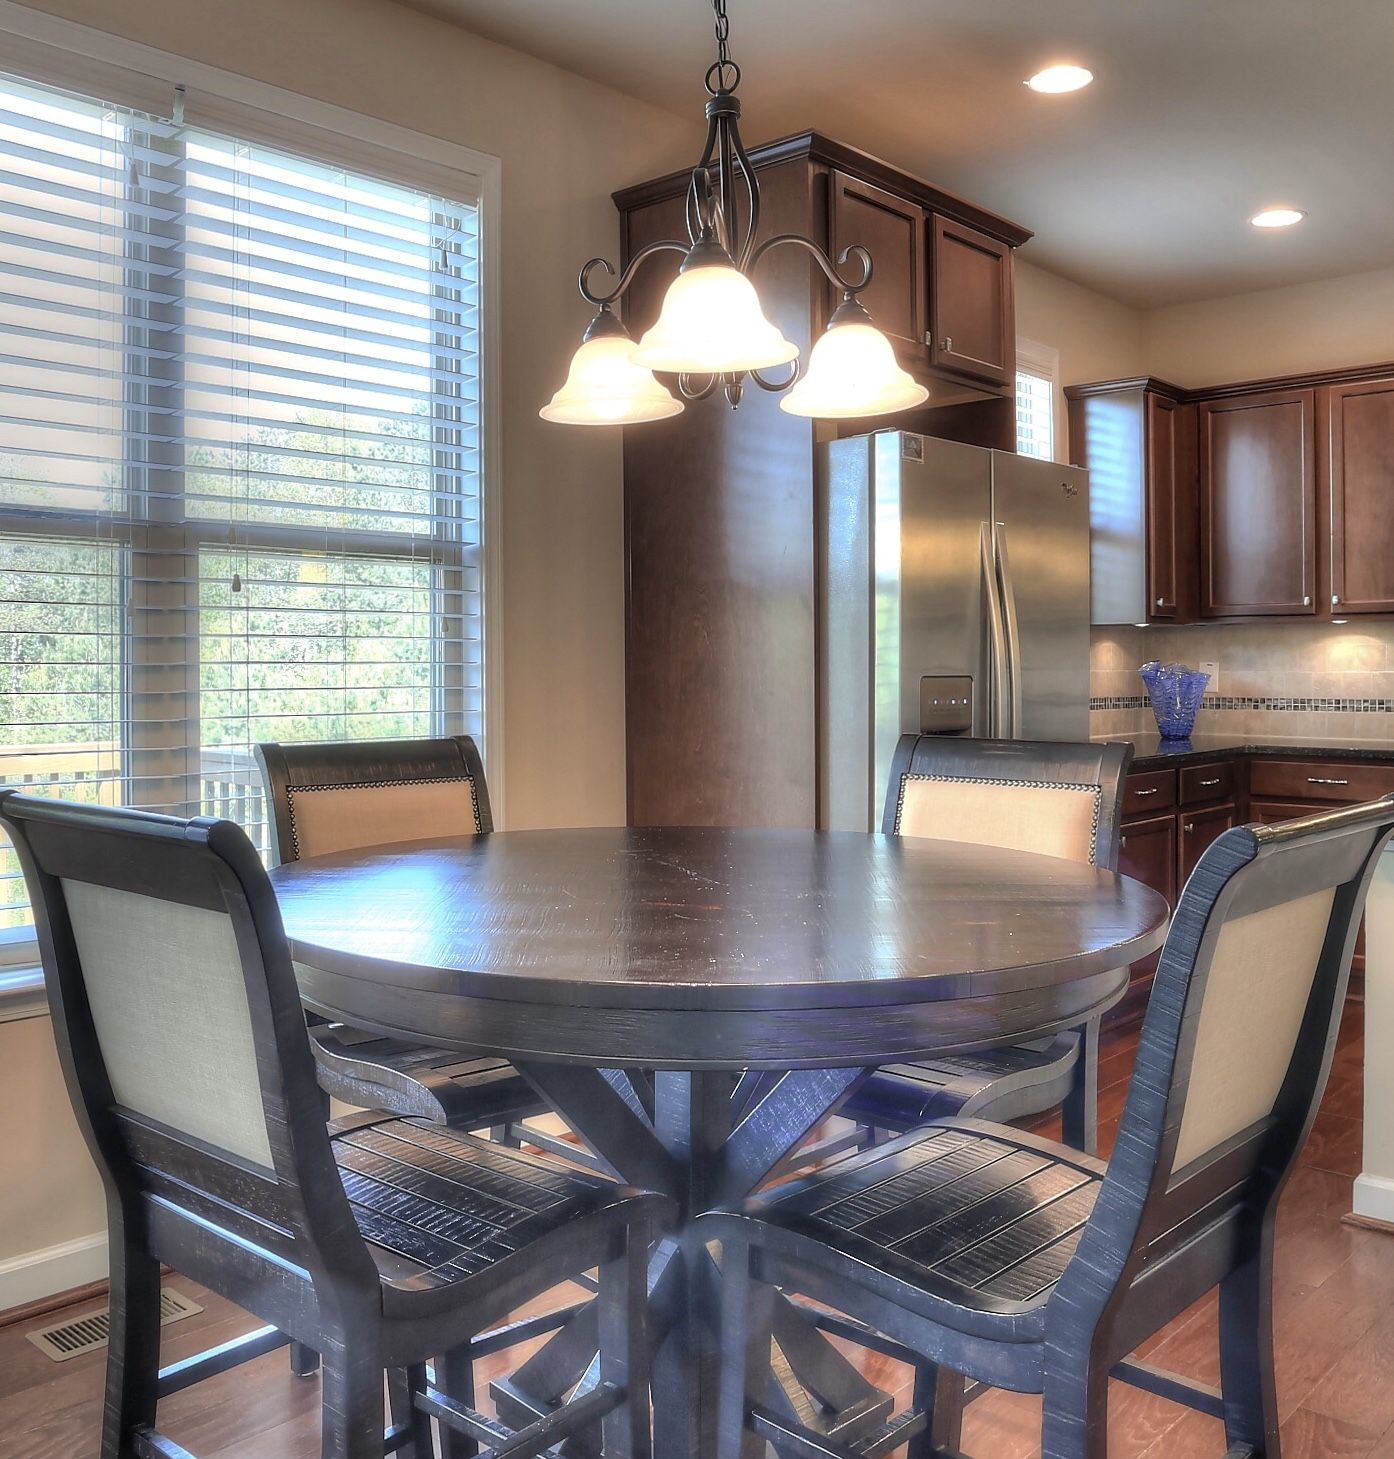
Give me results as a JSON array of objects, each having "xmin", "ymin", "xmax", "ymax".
[
  {"xmin": 1015, "ymin": 336, "xmax": 1063, "ymax": 464},
  {"xmin": 0, "ymin": 3, "xmax": 506, "ymax": 1016}
]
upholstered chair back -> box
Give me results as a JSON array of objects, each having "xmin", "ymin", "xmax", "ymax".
[
  {"xmin": 61, "ymin": 875, "xmax": 275, "ymax": 1169},
  {"xmin": 256, "ymin": 735, "xmax": 492, "ymax": 865},
  {"xmin": 0, "ymin": 793, "xmax": 370, "ymax": 1281},
  {"xmin": 882, "ymin": 736, "xmax": 1132, "ymax": 871},
  {"xmin": 1059, "ymin": 795, "xmax": 1394, "ymax": 1326}
]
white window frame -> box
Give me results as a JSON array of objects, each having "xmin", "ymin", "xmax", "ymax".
[
  {"xmin": 0, "ymin": 2, "xmax": 504, "ymax": 1016},
  {"xmin": 1015, "ymin": 336, "xmax": 1062, "ymax": 464}
]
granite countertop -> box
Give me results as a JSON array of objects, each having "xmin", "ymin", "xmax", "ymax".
[{"xmin": 1091, "ymin": 731, "xmax": 1394, "ymax": 771}]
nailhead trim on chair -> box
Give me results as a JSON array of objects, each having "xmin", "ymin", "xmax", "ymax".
[
  {"xmin": 286, "ymin": 774, "xmax": 482, "ymax": 858},
  {"xmin": 893, "ymin": 773, "xmax": 1104, "ymax": 866}
]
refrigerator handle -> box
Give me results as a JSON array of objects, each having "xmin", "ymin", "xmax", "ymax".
[
  {"xmin": 994, "ymin": 521, "xmax": 1025, "ymax": 740},
  {"xmin": 980, "ymin": 521, "xmax": 1010, "ymax": 737}
]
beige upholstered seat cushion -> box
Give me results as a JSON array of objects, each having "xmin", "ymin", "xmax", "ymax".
[
  {"xmin": 894, "ymin": 774, "xmax": 1102, "ymax": 867},
  {"xmin": 287, "ymin": 777, "xmax": 480, "ymax": 860},
  {"xmin": 1172, "ymin": 886, "xmax": 1335, "ymax": 1171},
  {"xmin": 62, "ymin": 879, "xmax": 275, "ymax": 1170}
]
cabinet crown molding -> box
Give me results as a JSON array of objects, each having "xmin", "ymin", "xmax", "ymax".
[{"xmin": 612, "ymin": 130, "xmax": 1033, "ymax": 249}]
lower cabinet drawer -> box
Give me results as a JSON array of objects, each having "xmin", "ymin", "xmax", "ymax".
[
  {"xmin": 1179, "ymin": 760, "xmax": 1235, "ymax": 806},
  {"xmin": 1248, "ymin": 758, "xmax": 1394, "ymax": 804},
  {"xmin": 1123, "ymin": 769, "xmax": 1176, "ymax": 816}
]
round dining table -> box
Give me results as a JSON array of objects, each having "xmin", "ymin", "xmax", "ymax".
[{"xmin": 271, "ymin": 825, "xmax": 1169, "ymax": 1459}]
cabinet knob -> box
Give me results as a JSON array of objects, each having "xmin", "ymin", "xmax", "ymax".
[
  {"xmin": 1184, "ymin": 821, "xmax": 1195, "ymax": 834},
  {"xmin": 1155, "ymin": 596, "xmax": 1164, "ymax": 608},
  {"xmin": 1303, "ymin": 594, "xmax": 1312, "ymax": 606},
  {"xmin": 1119, "ymin": 835, "xmax": 1127, "ymax": 849},
  {"xmin": 1332, "ymin": 594, "xmax": 1340, "ymax": 606},
  {"xmin": 942, "ymin": 336, "xmax": 952, "ymax": 351}
]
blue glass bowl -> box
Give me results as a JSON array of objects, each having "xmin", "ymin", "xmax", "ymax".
[{"xmin": 1139, "ymin": 661, "xmax": 1210, "ymax": 739}]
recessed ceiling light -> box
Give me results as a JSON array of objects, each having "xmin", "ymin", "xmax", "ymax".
[
  {"xmin": 1249, "ymin": 207, "xmax": 1306, "ymax": 229},
  {"xmin": 1026, "ymin": 64, "xmax": 1094, "ymax": 94}
]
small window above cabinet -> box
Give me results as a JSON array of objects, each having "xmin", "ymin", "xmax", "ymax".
[
  {"xmin": 928, "ymin": 216, "xmax": 1014, "ymax": 386},
  {"xmin": 828, "ymin": 171, "xmax": 926, "ymax": 365},
  {"xmin": 1066, "ymin": 377, "xmax": 1197, "ymax": 626}
]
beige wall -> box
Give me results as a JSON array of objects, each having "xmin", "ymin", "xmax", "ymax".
[
  {"xmin": 0, "ymin": 0, "xmax": 693, "ymax": 1298},
  {"xmin": 1014, "ymin": 257, "xmax": 1146, "ymax": 459},
  {"xmin": 1144, "ymin": 264, "xmax": 1394, "ymax": 388}
]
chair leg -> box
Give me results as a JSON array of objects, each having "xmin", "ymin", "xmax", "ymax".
[
  {"xmin": 402, "ymin": 1363, "xmax": 436, "ymax": 1459},
  {"xmin": 1041, "ymin": 1357, "xmax": 1109, "ymax": 1459},
  {"xmin": 906, "ymin": 1362, "xmax": 965, "ymax": 1459},
  {"xmin": 290, "ymin": 1340, "xmax": 321, "ymax": 1377},
  {"xmin": 438, "ymin": 1346, "xmax": 479, "ymax": 1459},
  {"xmin": 102, "ymin": 1219, "xmax": 162, "ymax": 1459},
  {"xmin": 1060, "ymin": 1018, "xmax": 1100, "ymax": 1157},
  {"xmin": 597, "ymin": 1221, "xmax": 654, "ymax": 1459},
  {"xmin": 716, "ymin": 1233, "xmax": 776, "ymax": 1459},
  {"xmin": 320, "ymin": 1344, "xmax": 388, "ymax": 1459},
  {"xmin": 1218, "ymin": 1228, "xmax": 1281, "ymax": 1457}
]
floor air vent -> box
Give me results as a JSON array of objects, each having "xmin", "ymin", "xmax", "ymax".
[{"xmin": 26, "ymin": 1286, "xmax": 203, "ymax": 1363}]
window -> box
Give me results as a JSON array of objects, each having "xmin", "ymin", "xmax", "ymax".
[
  {"xmin": 1015, "ymin": 338, "xmax": 1060, "ymax": 462},
  {"xmin": 0, "ymin": 70, "xmax": 485, "ymax": 950}
]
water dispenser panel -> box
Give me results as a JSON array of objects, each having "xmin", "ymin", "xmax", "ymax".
[{"xmin": 918, "ymin": 676, "xmax": 974, "ymax": 735}]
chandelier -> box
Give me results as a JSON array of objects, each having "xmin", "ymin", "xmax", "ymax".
[{"xmin": 541, "ymin": 0, "xmax": 930, "ymax": 426}]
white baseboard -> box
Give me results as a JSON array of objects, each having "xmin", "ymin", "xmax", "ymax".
[
  {"xmin": 1353, "ymin": 1172, "xmax": 1394, "ymax": 1227},
  {"xmin": 0, "ymin": 1232, "xmax": 108, "ymax": 1314}
]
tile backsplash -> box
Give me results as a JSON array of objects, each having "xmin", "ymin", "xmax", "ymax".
[{"xmin": 1090, "ymin": 622, "xmax": 1394, "ymax": 742}]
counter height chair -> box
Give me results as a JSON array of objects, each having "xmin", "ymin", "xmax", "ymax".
[
  {"xmin": 256, "ymin": 736, "xmax": 552, "ymax": 1143},
  {"xmin": 843, "ymin": 736, "xmax": 1133, "ymax": 1157},
  {"xmin": 703, "ymin": 795, "xmax": 1394, "ymax": 1459},
  {"xmin": 0, "ymin": 791, "xmax": 668, "ymax": 1459}
]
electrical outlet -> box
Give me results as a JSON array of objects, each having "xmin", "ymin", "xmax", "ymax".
[{"xmin": 1200, "ymin": 660, "xmax": 1219, "ymax": 690}]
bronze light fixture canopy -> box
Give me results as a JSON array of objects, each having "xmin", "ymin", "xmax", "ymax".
[{"xmin": 541, "ymin": 0, "xmax": 929, "ymax": 425}]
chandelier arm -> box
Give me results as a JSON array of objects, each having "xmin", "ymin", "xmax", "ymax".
[
  {"xmin": 748, "ymin": 235, "xmax": 875, "ymax": 295},
  {"xmin": 678, "ymin": 372, "xmax": 720, "ymax": 401},
  {"xmin": 749, "ymin": 359, "xmax": 801, "ymax": 393},
  {"xmin": 727, "ymin": 120, "xmax": 762, "ymax": 270},
  {"xmin": 578, "ymin": 241, "xmax": 690, "ymax": 309}
]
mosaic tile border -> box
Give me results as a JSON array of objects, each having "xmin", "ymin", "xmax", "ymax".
[{"xmin": 1090, "ymin": 694, "xmax": 1394, "ymax": 714}]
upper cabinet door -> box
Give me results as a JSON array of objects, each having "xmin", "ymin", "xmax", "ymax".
[
  {"xmin": 1199, "ymin": 388, "xmax": 1316, "ymax": 616},
  {"xmin": 1327, "ymin": 377, "xmax": 1394, "ymax": 614},
  {"xmin": 928, "ymin": 215, "xmax": 1014, "ymax": 386},
  {"xmin": 1145, "ymin": 393, "xmax": 1197, "ymax": 621},
  {"xmin": 828, "ymin": 171, "xmax": 926, "ymax": 363}
]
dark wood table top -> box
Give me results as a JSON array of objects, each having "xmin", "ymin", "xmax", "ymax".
[{"xmin": 272, "ymin": 828, "xmax": 1168, "ymax": 1069}]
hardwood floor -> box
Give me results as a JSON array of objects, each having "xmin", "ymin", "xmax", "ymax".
[{"xmin": 1, "ymin": 1004, "xmax": 1388, "ymax": 1458}]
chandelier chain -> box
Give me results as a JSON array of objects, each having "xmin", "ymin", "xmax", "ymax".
[{"xmin": 707, "ymin": 0, "xmax": 739, "ymax": 93}]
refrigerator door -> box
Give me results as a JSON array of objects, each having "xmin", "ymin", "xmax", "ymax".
[
  {"xmin": 990, "ymin": 452, "xmax": 1092, "ymax": 742},
  {"xmin": 820, "ymin": 432, "xmax": 994, "ymax": 830}
]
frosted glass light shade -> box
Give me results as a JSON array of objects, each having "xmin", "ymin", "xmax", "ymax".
[
  {"xmin": 780, "ymin": 321, "xmax": 929, "ymax": 419},
  {"xmin": 633, "ymin": 264, "xmax": 799, "ymax": 375},
  {"xmin": 539, "ymin": 334, "xmax": 683, "ymax": 425}
]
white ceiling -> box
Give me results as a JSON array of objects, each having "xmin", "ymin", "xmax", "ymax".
[{"xmin": 400, "ymin": 0, "xmax": 1394, "ymax": 308}]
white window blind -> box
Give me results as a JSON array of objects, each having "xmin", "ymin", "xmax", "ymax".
[
  {"xmin": 0, "ymin": 70, "xmax": 484, "ymax": 945},
  {"xmin": 1015, "ymin": 368, "xmax": 1054, "ymax": 461}
]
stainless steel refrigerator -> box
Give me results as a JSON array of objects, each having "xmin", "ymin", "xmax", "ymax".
[{"xmin": 820, "ymin": 431, "xmax": 1091, "ymax": 831}]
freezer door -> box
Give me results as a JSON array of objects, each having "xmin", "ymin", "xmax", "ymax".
[
  {"xmin": 873, "ymin": 434, "xmax": 995, "ymax": 806},
  {"xmin": 990, "ymin": 452, "xmax": 1092, "ymax": 742}
]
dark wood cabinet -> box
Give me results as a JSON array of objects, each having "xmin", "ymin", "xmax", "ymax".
[
  {"xmin": 1325, "ymin": 376, "xmax": 1394, "ymax": 614},
  {"xmin": 1179, "ymin": 801, "xmax": 1236, "ymax": 883},
  {"xmin": 928, "ymin": 216, "xmax": 1013, "ymax": 386},
  {"xmin": 828, "ymin": 171, "xmax": 926, "ymax": 365},
  {"xmin": 1146, "ymin": 391, "xmax": 1198, "ymax": 621},
  {"xmin": 614, "ymin": 132, "xmax": 1029, "ymax": 827},
  {"xmin": 1198, "ymin": 387, "xmax": 1317, "ymax": 617},
  {"xmin": 1117, "ymin": 810, "xmax": 1177, "ymax": 1015},
  {"xmin": 1067, "ymin": 378, "xmax": 1196, "ymax": 625}
]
